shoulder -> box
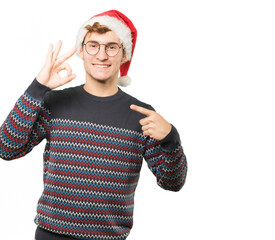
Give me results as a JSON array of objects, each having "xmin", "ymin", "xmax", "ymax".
[
  {"xmin": 43, "ymin": 84, "xmax": 80, "ymax": 108},
  {"xmin": 121, "ymin": 89, "xmax": 156, "ymax": 112}
]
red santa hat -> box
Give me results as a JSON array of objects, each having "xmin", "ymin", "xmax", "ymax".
[{"xmin": 75, "ymin": 10, "xmax": 137, "ymax": 87}]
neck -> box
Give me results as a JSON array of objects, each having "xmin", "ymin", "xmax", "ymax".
[{"xmin": 83, "ymin": 73, "xmax": 119, "ymax": 97}]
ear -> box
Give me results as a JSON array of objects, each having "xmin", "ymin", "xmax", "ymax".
[
  {"xmin": 79, "ymin": 46, "xmax": 84, "ymax": 60},
  {"xmin": 121, "ymin": 55, "xmax": 128, "ymax": 65}
]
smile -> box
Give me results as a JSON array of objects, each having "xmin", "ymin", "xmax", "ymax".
[{"xmin": 92, "ymin": 64, "xmax": 111, "ymax": 68}]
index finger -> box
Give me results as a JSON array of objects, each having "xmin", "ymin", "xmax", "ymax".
[
  {"xmin": 56, "ymin": 46, "xmax": 77, "ymax": 65},
  {"xmin": 52, "ymin": 40, "xmax": 62, "ymax": 63},
  {"xmin": 130, "ymin": 104, "xmax": 153, "ymax": 116}
]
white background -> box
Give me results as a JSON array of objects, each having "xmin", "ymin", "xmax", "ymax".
[{"xmin": 0, "ymin": 0, "xmax": 275, "ymax": 239}]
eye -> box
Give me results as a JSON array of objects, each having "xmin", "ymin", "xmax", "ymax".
[
  {"xmin": 107, "ymin": 44, "xmax": 119, "ymax": 50},
  {"xmin": 87, "ymin": 42, "xmax": 98, "ymax": 48}
]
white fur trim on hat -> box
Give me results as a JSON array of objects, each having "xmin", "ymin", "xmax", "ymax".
[
  {"xmin": 76, "ymin": 15, "xmax": 132, "ymax": 61},
  {"xmin": 118, "ymin": 76, "xmax": 131, "ymax": 87}
]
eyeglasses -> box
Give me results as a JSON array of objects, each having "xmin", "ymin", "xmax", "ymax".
[{"xmin": 83, "ymin": 41, "xmax": 122, "ymax": 57}]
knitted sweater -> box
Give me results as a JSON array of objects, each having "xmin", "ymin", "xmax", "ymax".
[{"xmin": 0, "ymin": 78, "xmax": 187, "ymax": 240}]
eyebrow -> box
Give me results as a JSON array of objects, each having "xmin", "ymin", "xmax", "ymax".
[{"xmin": 87, "ymin": 40, "xmax": 120, "ymax": 45}]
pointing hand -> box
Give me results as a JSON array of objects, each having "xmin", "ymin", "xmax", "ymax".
[{"xmin": 130, "ymin": 104, "xmax": 172, "ymax": 141}]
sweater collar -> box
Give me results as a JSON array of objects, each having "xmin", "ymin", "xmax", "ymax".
[{"xmin": 77, "ymin": 84, "xmax": 124, "ymax": 102}]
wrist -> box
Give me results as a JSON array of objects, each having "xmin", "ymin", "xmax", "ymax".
[
  {"xmin": 160, "ymin": 124, "xmax": 181, "ymax": 151},
  {"xmin": 36, "ymin": 76, "xmax": 48, "ymax": 88},
  {"xmin": 25, "ymin": 78, "xmax": 52, "ymax": 101},
  {"xmin": 159, "ymin": 123, "xmax": 172, "ymax": 141}
]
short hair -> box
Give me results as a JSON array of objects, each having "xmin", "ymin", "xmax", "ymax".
[{"xmin": 81, "ymin": 22, "xmax": 111, "ymax": 46}]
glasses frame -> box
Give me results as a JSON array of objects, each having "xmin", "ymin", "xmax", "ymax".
[{"xmin": 83, "ymin": 41, "xmax": 123, "ymax": 57}]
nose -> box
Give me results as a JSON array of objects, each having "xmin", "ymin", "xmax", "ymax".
[{"xmin": 96, "ymin": 45, "xmax": 108, "ymax": 61}]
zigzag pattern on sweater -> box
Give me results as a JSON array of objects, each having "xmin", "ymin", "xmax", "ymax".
[
  {"xmin": 35, "ymin": 117, "xmax": 147, "ymax": 239},
  {"xmin": 0, "ymin": 91, "xmax": 51, "ymax": 160}
]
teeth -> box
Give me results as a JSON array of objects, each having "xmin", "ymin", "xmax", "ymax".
[{"xmin": 93, "ymin": 64, "xmax": 109, "ymax": 68}]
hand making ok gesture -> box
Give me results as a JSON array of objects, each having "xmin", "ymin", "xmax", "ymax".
[
  {"xmin": 130, "ymin": 104, "xmax": 172, "ymax": 141},
  {"xmin": 36, "ymin": 40, "xmax": 77, "ymax": 90}
]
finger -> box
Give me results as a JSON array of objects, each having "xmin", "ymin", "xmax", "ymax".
[
  {"xmin": 141, "ymin": 124, "xmax": 151, "ymax": 131},
  {"xmin": 45, "ymin": 44, "xmax": 53, "ymax": 64},
  {"xmin": 60, "ymin": 74, "xmax": 76, "ymax": 84},
  {"xmin": 130, "ymin": 104, "xmax": 153, "ymax": 116},
  {"xmin": 55, "ymin": 46, "xmax": 77, "ymax": 66},
  {"xmin": 143, "ymin": 129, "xmax": 152, "ymax": 137},
  {"xmin": 139, "ymin": 116, "xmax": 151, "ymax": 125},
  {"xmin": 56, "ymin": 63, "xmax": 72, "ymax": 76},
  {"xmin": 52, "ymin": 40, "xmax": 62, "ymax": 63}
]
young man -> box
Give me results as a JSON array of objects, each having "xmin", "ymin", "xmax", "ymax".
[{"xmin": 0, "ymin": 10, "xmax": 187, "ymax": 240}]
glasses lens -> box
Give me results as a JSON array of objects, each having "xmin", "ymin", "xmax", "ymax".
[
  {"xmin": 106, "ymin": 43, "xmax": 120, "ymax": 57},
  {"xmin": 86, "ymin": 41, "xmax": 99, "ymax": 55}
]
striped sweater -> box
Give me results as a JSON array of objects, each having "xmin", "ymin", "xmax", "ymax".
[{"xmin": 0, "ymin": 78, "xmax": 187, "ymax": 240}]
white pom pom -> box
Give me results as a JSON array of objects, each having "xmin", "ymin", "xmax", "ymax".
[{"xmin": 118, "ymin": 76, "xmax": 131, "ymax": 87}]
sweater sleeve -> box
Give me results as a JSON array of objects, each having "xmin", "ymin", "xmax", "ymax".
[
  {"xmin": 142, "ymin": 105, "xmax": 187, "ymax": 192},
  {"xmin": 0, "ymin": 78, "xmax": 52, "ymax": 161}
]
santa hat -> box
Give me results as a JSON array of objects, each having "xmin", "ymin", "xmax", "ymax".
[{"xmin": 75, "ymin": 10, "xmax": 137, "ymax": 87}]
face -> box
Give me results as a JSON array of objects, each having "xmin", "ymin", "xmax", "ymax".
[{"xmin": 79, "ymin": 31, "xmax": 127, "ymax": 84}]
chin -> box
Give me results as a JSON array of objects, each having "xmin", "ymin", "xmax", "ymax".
[
  {"xmin": 88, "ymin": 73, "xmax": 113, "ymax": 83},
  {"xmin": 87, "ymin": 69, "xmax": 119, "ymax": 82}
]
